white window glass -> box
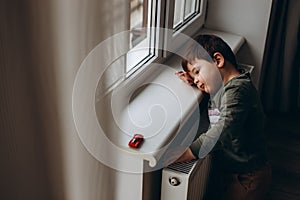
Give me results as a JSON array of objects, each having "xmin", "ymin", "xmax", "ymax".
[
  {"xmin": 173, "ymin": 0, "xmax": 201, "ymax": 31},
  {"xmin": 127, "ymin": 0, "xmax": 157, "ymax": 75},
  {"xmin": 173, "ymin": 0, "xmax": 183, "ymax": 28},
  {"xmin": 184, "ymin": 0, "xmax": 196, "ymax": 19},
  {"xmin": 100, "ymin": 0, "xmax": 207, "ymax": 92},
  {"xmin": 130, "ymin": 0, "xmax": 147, "ymax": 48}
]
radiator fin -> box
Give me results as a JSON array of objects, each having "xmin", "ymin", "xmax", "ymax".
[{"xmin": 166, "ymin": 159, "xmax": 197, "ymax": 174}]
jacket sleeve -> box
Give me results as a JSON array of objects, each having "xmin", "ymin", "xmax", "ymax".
[{"xmin": 190, "ymin": 85, "xmax": 249, "ymax": 158}]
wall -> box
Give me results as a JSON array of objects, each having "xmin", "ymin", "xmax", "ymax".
[{"xmin": 204, "ymin": 0, "xmax": 273, "ymax": 87}]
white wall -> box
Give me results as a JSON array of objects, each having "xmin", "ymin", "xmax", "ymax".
[{"xmin": 204, "ymin": 0, "xmax": 273, "ymax": 87}]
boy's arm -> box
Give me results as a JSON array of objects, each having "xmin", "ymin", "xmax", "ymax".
[
  {"xmin": 174, "ymin": 148, "xmax": 196, "ymax": 163},
  {"xmin": 190, "ymin": 86, "xmax": 249, "ymax": 159}
]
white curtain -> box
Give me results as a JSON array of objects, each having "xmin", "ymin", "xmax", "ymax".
[{"xmin": 0, "ymin": 0, "xmax": 130, "ymax": 199}]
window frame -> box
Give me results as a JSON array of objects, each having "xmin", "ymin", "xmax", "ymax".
[
  {"xmin": 105, "ymin": 0, "xmax": 207, "ymax": 93},
  {"xmin": 125, "ymin": 0, "xmax": 162, "ymax": 78},
  {"xmin": 163, "ymin": 0, "xmax": 207, "ymax": 58}
]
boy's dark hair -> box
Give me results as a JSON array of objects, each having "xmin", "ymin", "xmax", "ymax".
[{"xmin": 181, "ymin": 34, "xmax": 238, "ymax": 71}]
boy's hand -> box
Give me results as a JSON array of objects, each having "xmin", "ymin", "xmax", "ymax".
[
  {"xmin": 175, "ymin": 71, "xmax": 194, "ymax": 86},
  {"xmin": 174, "ymin": 148, "xmax": 196, "ymax": 163}
]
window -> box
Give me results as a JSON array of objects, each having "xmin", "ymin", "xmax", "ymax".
[
  {"xmin": 173, "ymin": 0, "xmax": 200, "ymax": 31},
  {"xmin": 99, "ymin": 0, "xmax": 158, "ymax": 93},
  {"xmin": 126, "ymin": 0, "xmax": 157, "ymax": 75},
  {"xmin": 127, "ymin": 0, "xmax": 206, "ymax": 75},
  {"xmin": 166, "ymin": 0, "xmax": 206, "ymax": 54},
  {"xmin": 130, "ymin": 0, "xmax": 148, "ymax": 48},
  {"xmin": 101, "ymin": 0, "xmax": 206, "ymax": 92}
]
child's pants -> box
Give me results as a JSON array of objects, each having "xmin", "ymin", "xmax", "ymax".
[
  {"xmin": 221, "ymin": 163, "xmax": 272, "ymax": 200},
  {"xmin": 205, "ymin": 161, "xmax": 272, "ymax": 200}
]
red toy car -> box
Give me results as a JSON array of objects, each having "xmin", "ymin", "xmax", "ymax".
[{"xmin": 128, "ymin": 134, "xmax": 144, "ymax": 148}]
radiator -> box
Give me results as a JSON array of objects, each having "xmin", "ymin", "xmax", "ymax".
[{"xmin": 160, "ymin": 155, "xmax": 212, "ymax": 200}]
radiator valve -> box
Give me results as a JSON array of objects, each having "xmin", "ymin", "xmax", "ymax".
[{"xmin": 169, "ymin": 177, "xmax": 180, "ymax": 186}]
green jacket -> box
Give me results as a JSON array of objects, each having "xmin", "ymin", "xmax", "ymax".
[{"xmin": 190, "ymin": 70, "xmax": 267, "ymax": 173}]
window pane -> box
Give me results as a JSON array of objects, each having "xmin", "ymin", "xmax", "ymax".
[
  {"xmin": 184, "ymin": 0, "xmax": 196, "ymax": 19},
  {"xmin": 173, "ymin": 0, "xmax": 199, "ymax": 30},
  {"xmin": 173, "ymin": 0, "xmax": 182, "ymax": 28},
  {"xmin": 130, "ymin": 0, "xmax": 147, "ymax": 48},
  {"xmin": 127, "ymin": 0, "xmax": 156, "ymax": 74}
]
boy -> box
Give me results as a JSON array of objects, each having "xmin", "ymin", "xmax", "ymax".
[{"xmin": 175, "ymin": 35, "xmax": 271, "ymax": 199}]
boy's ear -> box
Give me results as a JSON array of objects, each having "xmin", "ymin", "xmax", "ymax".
[{"xmin": 213, "ymin": 52, "xmax": 225, "ymax": 68}]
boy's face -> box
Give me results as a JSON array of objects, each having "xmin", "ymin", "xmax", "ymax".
[{"xmin": 186, "ymin": 58, "xmax": 222, "ymax": 94}]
